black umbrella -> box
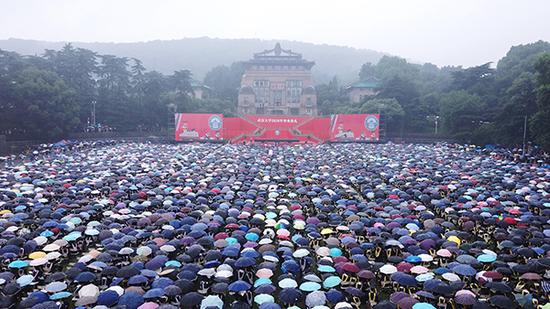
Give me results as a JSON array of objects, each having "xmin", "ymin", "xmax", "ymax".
[
  {"xmin": 489, "ymin": 295, "xmax": 518, "ymax": 309},
  {"xmin": 278, "ymin": 288, "xmax": 303, "ymax": 305},
  {"xmin": 116, "ymin": 265, "xmax": 140, "ymax": 279},
  {"xmin": 181, "ymin": 292, "xmax": 204, "ymax": 307}
]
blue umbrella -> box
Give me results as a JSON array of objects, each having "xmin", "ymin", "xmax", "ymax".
[
  {"xmin": 299, "ymin": 281, "xmax": 321, "ymax": 292},
  {"xmin": 181, "ymin": 292, "xmax": 204, "ymax": 307},
  {"xmin": 325, "ymin": 289, "xmax": 345, "ymax": 304},
  {"xmin": 228, "ymin": 280, "xmax": 252, "ymax": 292},
  {"xmin": 49, "ymin": 291, "xmax": 72, "ymax": 300},
  {"xmin": 31, "ymin": 301, "xmax": 59, "ymax": 309},
  {"xmin": 405, "ymin": 255, "xmax": 422, "ymax": 263},
  {"xmin": 152, "ymin": 277, "xmax": 174, "ymax": 289},
  {"xmin": 97, "ymin": 290, "xmax": 119, "ymax": 306},
  {"xmin": 323, "ymin": 276, "xmax": 342, "ymax": 289},
  {"xmin": 143, "ymin": 288, "xmax": 165, "ymax": 299},
  {"xmin": 281, "ymin": 260, "xmax": 300, "ymax": 274},
  {"xmin": 128, "ymin": 275, "xmax": 148, "ymax": 285},
  {"xmin": 451, "ymin": 264, "xmax": 477, "ymax": 277},
  {"xmin": 74, "ymin": 271, "xmax": 96, "ymax": 283},
  {"xmin": 255, "ymin": 284, "xmax": 277, "ymax": 295},
  {"xmin": 477, "ymin": 254, "xmax": 496, "ymax": 263},
  {"xmin": 278, "ymin": 288, "xmax": 303, "ymax": 304},
  {"xmin": 254, "ymin": 278, "xmax": 272, "ymax": 288},
  {"xmin": 235, "ymin": 256, "xmax": 256, "ymax": 268},
  {"xmin": 8, "ymin": 260, "xmax": 29, "ymax": 269},
  {"xmin": 392, "ymin": 272, "xmax": 418, "ymax": 287},
  {"xmin": 118, "ymin": 292, "xmax": 144, "ymax": 309}
]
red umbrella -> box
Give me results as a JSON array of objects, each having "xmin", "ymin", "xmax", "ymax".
[
  {"xmin": 357, "ymin": 270, "xmax": 375, "ymax": 280},
  {"xmin": 396, "ymin": 262, "xmax": 413, "ymax": 273},
  {"xmin": 483, "ymin": 271, "xmax": 503, "ymax": 280},
  {"xmin": 520, "ymin": 273, "xmax": 542, "ymax": 281},
  {"xmin": 341, "ymin": 262, "xmax": 360, "ymax": 273},
  {"xmin": 396, "ymin": 296, "xmax": 418, "ymax": 309}
]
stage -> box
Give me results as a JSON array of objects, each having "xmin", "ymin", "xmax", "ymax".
[{"xmin": 175, "ymin": 113, "xmax": 380, "ymax": 144}]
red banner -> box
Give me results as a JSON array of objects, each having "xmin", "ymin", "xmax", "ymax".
[
  {"xmin": 329, "ymin": 114, "xmax": 380, "ymax": 141},
  {"xmin": 243, "ymin": 115, "xmax": 314, "ymax": 129},
  {"xmin": 174, "ymin": 113, "xmax": 379, "ymax": 143},
  {"xmin": 175, "ymin": 113, "xmax": 224, "ymax": 141}
]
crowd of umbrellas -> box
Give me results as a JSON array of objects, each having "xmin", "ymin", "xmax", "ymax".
[{"xmin": 0, "ymin": 142, "xmax": 549, "ymax": 309}]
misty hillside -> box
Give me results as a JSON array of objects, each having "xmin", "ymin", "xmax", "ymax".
[{"xmin": 0, "ymin": 37, "xmax": 388, "ymax": 84}]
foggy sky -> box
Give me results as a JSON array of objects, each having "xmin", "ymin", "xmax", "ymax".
[{"xmin": 1, "ymin": 0, "xmax": 549, "ymax": 67}]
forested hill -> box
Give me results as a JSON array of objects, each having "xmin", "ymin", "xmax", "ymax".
[{"xmin": 0, "ymin": 37, "xmax": 387, "ymax": 83}]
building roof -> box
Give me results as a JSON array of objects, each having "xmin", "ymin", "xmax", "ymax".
[
  {"xmin": 243, "ymin": 43, "xmax": 315, "ymax": 69},
  {"xmin": 346, "ymin": 81, "xmax": 380, "ymax": 90},
  {"xmin": 190, "ymin": 79, "xmax": 211, "ymax": 90},
  {"xmin": 239, "ymin": 86, "xmax": 254, "ymax": 95},
  {"xmin": 302, "ymin": 86, "xmax": 316, "ymax": 95}
]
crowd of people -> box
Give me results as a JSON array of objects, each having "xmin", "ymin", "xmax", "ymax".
[{"xmin": 0, "ymin": 142, "xmax": 549, "ymax": 309}]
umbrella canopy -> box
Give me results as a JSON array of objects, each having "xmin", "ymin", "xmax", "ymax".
[{"xmin": 0, "ymin": 140, "xmax": 547, "ymax": 308}]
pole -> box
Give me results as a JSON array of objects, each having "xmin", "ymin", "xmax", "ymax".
[
  {"xmin": 91, "ymin": 100, "xmax": 96, "ymax": 128},
  {"xmin": 521, "ymin": 115, "xmax": 527, "ymax": 158},
  {"xmin": 435, "ymin": 116, "xmax": 439, "ymax": 135}
]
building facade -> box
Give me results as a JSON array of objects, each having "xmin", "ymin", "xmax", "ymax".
[
  {"xmin": 190, "ymin": 79, "xmax": 211, "ymax": 100},
  {"xmin": 345, "ymin": 80, "xmax": 380, "ymax": 104},
  {"xmin": 237, "ymin": 43, "xmax": 318, "ymax": 116}
]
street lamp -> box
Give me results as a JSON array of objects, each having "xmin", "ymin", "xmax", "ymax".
[
  {"xmin": 91, "ymin": 100, "xmax": 96, "ymax": 129},
  {"xmin": 427, "ymin": 115, "xmax": 440, "ymax": 135},
  {"xmin": 522, "ymin": 115, "xmax": 528, "ymax": 159}
]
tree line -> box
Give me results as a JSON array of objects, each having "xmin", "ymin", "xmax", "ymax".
[
  {"xmin": 314, "ymin": 41, "xmax": 550, "ymax": 150},
  {"xmin": 1, "ymin": 41, "xmax": 549, "ymax": 150},
  {"xmin": 0, "ymin": 43, "xmax": 234, "ymax": 140}
]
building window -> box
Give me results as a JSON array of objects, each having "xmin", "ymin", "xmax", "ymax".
[
  {"xmin": 254, "ymin": 80, "xmax": 269, "ymax": 87},
  {"xmin": 286, "ymin": 80, "xmax": 302, "ymax": 104},
  {"xmin": 306, "ymin": 108, "xmax": 312, "ymax": 114},
  {"xmin": 290, "ymin": 108, "xmax": 299, "ymax": 115},
  {"xmin": 256, "ymin": 107, "xmax": 265, "ymax": 114},
  {"xmin": 253, "ymin": 80, "xmax": 270, "ymax": 104},
  {"xmin": 273, "ymin": 90, "xmax": 283, "ymax": 106}
]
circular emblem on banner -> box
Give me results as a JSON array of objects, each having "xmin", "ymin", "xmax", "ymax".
[
  {"xmin": 365, "ymin": 115, "xmax": 379, "ymax": 131},
  {"xmin": 208, "ymin": 115, "xmax": 223, "ymax": 131}
]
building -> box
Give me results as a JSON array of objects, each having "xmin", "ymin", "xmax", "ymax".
[
  {"xmin": 345, "ymin": 80, "xmax": 379, "ymax": 104},
  {"xmin": 237, "ymin": 43, "xmax": 318, "ymax": 116},
  {"xmin": 190, "ymin": 79, "xmax": 211, "ymax": 100}
]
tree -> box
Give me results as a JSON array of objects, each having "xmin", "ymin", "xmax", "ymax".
[
  {"xmin": 439, "ymin": 90, "xmax": 486, "ymax": 141},
  {"xmin": 360, "ymin": 98, "xmax": 404, "ymax": 133},
  {"xmin": 0, "ymin": 67, "xmax": 80, "ymax": 138},
  {"xmin": 315, "ymin": 76, "xmax": 347, "ymax": 115},
  {"xmin": 0, "ymin": 46, "xmax": 199, "ymax": 137},
  {"xmin": 95, "ymin": 55, "xmax": 134, "ymax": 130},
  {"xmin": 530, "ymin": 53, "xmax": 550, "ymax": 150},
  {"xmin": 496, "ymin": 40, "xmax": 550, "ymax": 88},
  {"xmin": 377, "ymin": 75, "xmax": 423, "ymax": 131},
  {"xmin": 359, "ymin": 62, "xmax": 377, "ymax": 81},
  {"xmin": 450, "ymin": 62, "xmax": 496, "ymax": 97},
  {"xmin": 43, "ymin": 44, "xmax": 98, "ymax": 125},
  {"xmin": 203, "ymin": 62, "xmax": 245, "ymax": 101},
  {"xmin": 489, "ymin": 72, "xmax": 538, "ymax": 145}
]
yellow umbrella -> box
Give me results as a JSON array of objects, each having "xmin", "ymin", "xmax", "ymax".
[
  {"xmin": 321, "ymin": 228, "xmax": 333, "ymax": 235},
  {"xmin": 447, "ymin": 235, "xmax": 461, "ymax": 246},
  {"xmin": 28, "ymin": 251, "xmax": 46, "ymax": 260}
]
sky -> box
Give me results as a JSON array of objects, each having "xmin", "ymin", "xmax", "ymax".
[{"xmin": 0, "ymin": 0, "xmax": 549, "ymax": 67}]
